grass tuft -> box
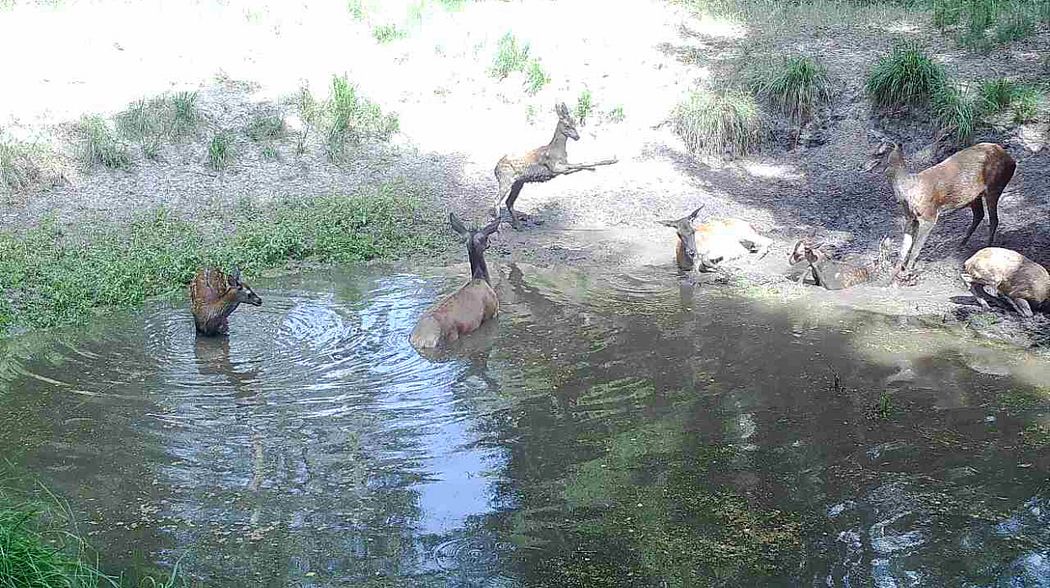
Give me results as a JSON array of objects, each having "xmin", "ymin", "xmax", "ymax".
[
  {"xmin": 1010, "ymin": 86, "xmax": 1040, "ymax": 123},
  {"xmin": 525, "ymin": 61, "xmax": 549, "ymax": 95},
  {"xmin": 76, "ymin": 116, "xmax": 131, "ymax": 170},
  {"xmin": 0, "ymin": 182, "xmax": 440, "ymax": 331},
  {"xmin": 246, "ymin": 114, "xmax": 286, "ymax": 142},
  {"xmin": 170, "ymin": 91, "xmax": 199, "ymax": 138},
  {"xmin": 671, "ymin": 89, "xmax": 764, "ymax": 158},
  {"xmin": 866, "ymin": 43, "xmax": 946, "ymax": 109},
  {"xmin": 322, "ymin": 75, "xmax": 399, "ymax": 159},
  {"xmin": 608, "ymin": 105, "xmax": 625, "ymax": 123},
  {"xmin": 490, "ymin": 32, "xmax": 530, "ymax": 80},
  {"xmin": 0, "ymin": 136, "xmax": 58, "ymax": 197},
  {"xmin": 207, "ymin": 132, "xmax": 234, "ymax": 171},
  {"xmin": 575, "ymin": 89, "xmax": 594, "ymax": 126},
  {"xmin": 977, "ymin": 78, "xmax": 1018, "ymax": 112},
  {"xmin": 750, "ymin": 54, "xmax": 831, "ymax": 123},
  {"xmin": 932, "ymin": 83, "xmax": 979, "ymax": 141},
  {"xmin": 372, "ymin": 23, "xmax": 406, "ymax": 43}
]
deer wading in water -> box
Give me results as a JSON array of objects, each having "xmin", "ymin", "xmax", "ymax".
[
  {"xmin": 658, "ymin": 205, "xmax": 772, "ymax": 272},
  {"xmin": 865, "ymin": 139, "xmax": 1016, "ymax": 281},
  {"xmin": 962, "ymin": 247, "xmax": 1049, "ymax": 317},
  {"xmin": 189, "ymin": 268, "xmax": 263, "ymax": 336},
  {"xmin": 410, "ymin": 214, "xmax": 501, "ymax": 350},
  {"xmin": 493, "ymin": 102, "xmax": 617, "ymax": 229}
]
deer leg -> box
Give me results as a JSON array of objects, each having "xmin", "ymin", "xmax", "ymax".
[
  {"xmin": 891, "ymin": 220, "xmax": 917, "ymax": 282},
  {"xmin": 1009, "ymin": 297, "xmax": 1034, "ymax": 318},
  {"xmin": 493, "ymin": 176, "xmax": 512, "ymax": 219},
  {"xmin": 985, "ymin": 189, "xmax": 1002, "ymax": 247},
  {"xmin": 904, "ymin": 219, "xmax": 935, "ymax": 271},
  {"xmin": 959, "ymin": 197, "xmax": 984, "ymax": 248},
  {"xmin": 505, "ymin": 180, "xmax": 526, "ymax": 230}
]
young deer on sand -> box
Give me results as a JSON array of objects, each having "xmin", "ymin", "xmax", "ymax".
[
  {"xmin": 493, "ymin": 102, "xmax": 616, "ymax": 229},
  {"xmin": 189, "ymin": 268, "xmax": 263, "ymax": 336},
  {"xmin": 410, "ymin": 214, "xmax": 501, "ymax": 350},
  {"xmin": 962, "ymin": 247, "xmax": 1049, "ymax": 317},
  {"xmin": 865, "ymin": 140, "xmax": 1016, "ymax": 281},
  {"xmin": 797, "ymin": 237, "xmax": 893, "ymax": 290},
  {"xmin": 659, "ymin": 206, "xmax": 772, "ymax": 272}
]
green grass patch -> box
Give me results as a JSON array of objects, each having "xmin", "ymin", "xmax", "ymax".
[
  {"xmin": 671, "ymin": 88, "xmax": 765, "ymax": 158},
  {"xmin": 0, "ymin": 182, "xmax": 441, "ymax": 332},
  {"xmin": 524, "ymin": 60, "xmax": 549, "ymax": 95},
  {"xmin": 291, "ymin": 76, "xmax": 398, "ymax": 160},
  {"xmin": 936, "ymin": 0, "xmax": 1044, "ymax": 49},
  {"xmin": 490, "ymin": 32, "xmax": 530, "ymax": 80},
  {"xmin": 206, "ymin": 132, "xmax": 234, "ymax": 172},
  {"xmin": 0, "ymin": 135, "xmax": 61, "ymax": 197},
  {"xmin": 246, "ymin": 114, "xmax": 286, "ymax": 142},
  {"xmin": 608, "ymin": 105, "xmax": 625, "ymax": 123},
  {"xmin": 932, "ymin": 83, "xmax": 979, "ymax": 141},
  {"xmin": 866, "ymin": 43, "xmax": 947, "ymax": 109},
  {"xmin": 1010, "ymin": 86, "xmax": 1040, "ymax": 123},
  {"xmin": 750, "ymin": 54, "xmax": 831, "ymax": 123},
  {"xmin": 76, "ymin": 116, "xmax": 131, "ymax": 170},
  {"xmin": 372, "ymin": 23, "xmax": 406, "ymax": 43},
  {"xmin": 575, "ymin": 89, "xmax": 594, "ymax": 126},
  {"xmin": 977, "ymin": 78, "xmax": 1018, "ymax": 112}
]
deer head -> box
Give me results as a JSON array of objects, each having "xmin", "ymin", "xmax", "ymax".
[
  {"xmin": 450, "ymin": 212, "xmax": 500, "ymax": 282},
  {"xmin": 863, "ymin": 139, "xmax": 903, "ymax": 173},
  {"xmin": 555, "ymin": 102, "xmax": 580, "ymax": 141},
  {"xmin": 658, "ymin": 205, "xmax": 705, "ymax": 268},
  {"xmin": 227, "ymin": 268, "xmax": 263, "ymax": 306}
]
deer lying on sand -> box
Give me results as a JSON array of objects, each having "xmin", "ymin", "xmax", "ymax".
[
  {"xmin": 962, "ymin": 247, "xmax": 1048, "ymax": 317},
  {"xmin": 410, "ymin": 213, "xmax": 501, "ymax": 350},
  {"xmin": 792, "ymin": 237, "xmax": 893, "ymax": 290},
  {"xmin": 865, "ymin": 140, "xmax": 1016, "ymax": 281},
  {"xmin": 659, "ymin": 206, "xmax": 772, "ymax": 272},
  {"xmin": 493, "ymin": 102, "xmax": 617, "ymax": 229},
  {"xmin": 189, "ymin": 268, "xmax": 263, "ymax": 336}
]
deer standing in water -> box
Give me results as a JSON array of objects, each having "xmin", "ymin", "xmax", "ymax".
[
  {"xmin": 865, "ymin": 140, "xmax": 1016, "ymax": 281},
  {"xmin": 794, "ymin": 237, "xmax": 893, "ymax": 290},
  {"xmin": 962, "ymin": 247, "xmax": 1049, "ymax": 317},
  {"xmin": 493, "ymin": 102, "xmax": 616, "ymax": 229},
  {"xmin": 189, "ymin": 268, "xmax": 263, "ymax": 336},
  {"xmin": 658, "ymin": 206, "xmax": 771, "ymax": 272},
  {"xmin": 410, "ymin": 213, "xmax": 501, "ymax": 350}
]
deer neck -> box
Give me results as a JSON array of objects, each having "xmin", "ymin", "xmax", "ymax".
[
  {"xmin": 204, "ymin": 290, "xmax": 241, "ymax": 327},
  {"xmin": 467, "ymin": 245, "xmax": 490, "ymax": 284},
  {"xmin": 547, "ymin": 124, "xmax": 569, "ymax": 164},
  {"xmin": 885, "ymin": 154, "xmax": 910, "ymax": 202}
]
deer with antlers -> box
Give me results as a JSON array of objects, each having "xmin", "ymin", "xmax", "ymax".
[{"xmin": 492, "ymin": 102, "xmax": 617, "ymax": 229}]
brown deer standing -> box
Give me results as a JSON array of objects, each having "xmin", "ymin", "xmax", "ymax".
[
  {"xmin": 410, "ymin": 213, "xmax": 501, "ymax": 350},
  {"xmin": 962, "ymin": 247, "xmax": 1049, "ymax": 317},
  {"xmin": 797, "ymin": 237, "xmax": 893, "ymax": 290},
  {"xmin": 865, "ymin": 140, "xmax": 1016, "ymax": 281},
  {"xmin": 189, "ymin": 268, "xmax": 263, "ymax": 336},
  {"xmin": 659, "ymin": 206, "xmax": 771, "ymax": 272},
  {"xmin": 493, "ymin": 102, "xmax": 616, "ymax": 229}
]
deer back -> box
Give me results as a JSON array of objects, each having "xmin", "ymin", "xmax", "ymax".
[
  {"xmin": 911, "ymin": 143, "xmax": 1016, "ymax": 214},
  {"xmin": 964, "ymin": 247, "xmax": 1050, "ymax": 304},
  {"xmin": 409, "ymin": 279, "xmax": 499, "ymax": 349}
]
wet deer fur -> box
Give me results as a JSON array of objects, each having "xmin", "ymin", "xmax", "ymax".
[
  {"xmin": 798, "ymin": 237, "xmax": 893, "ymax": 290},
  {"xmin": 189, "ymin": 268, "xmax": 263, "ymax": 336},
  {"xmin": 410, "ymin": 213, "xmax": 501, "ymax": 350},
  {"xmin": 659, "ymin": 206, "xmax": 772, "ymax": 272},
  {"xmin": 962, "ymin": 247, "xmax": 1049, "ymax": 317},
  {"xmin": 867, "ymin": 140, "xmax": 1016, "ymax": 279},
  {"xmin": 493, "ymin": 102, "xmax": 616, "ymax": 229}
]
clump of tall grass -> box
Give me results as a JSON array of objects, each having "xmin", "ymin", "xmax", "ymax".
[
  {"xmin": 1009, "ymin": 86, "xmax": 1040, "ymax": 123},
  {"xmin": 321, "ymin": 75, "xmax": 399, "ymax": 159},
  {"xmin": 976, "ymin": 78, "xmax": 1042, "ymax": 123},
  {"xmin": 490, "ymin": 32, "xmax": 530, "ymax": 79},
  {"xmin": 525, "ymin": 61, "xmax": 549, "ymax": 95},
  {"xmin": 169, "ymin": 91, "xmax": 200, "ymax": 138},
  {"xmin": 0, "ymin": 183, "xmax": 440, "ymax": 331},
  {"xmin": 207, "ymin": 132, "xmax": 234, "ymax": 171},
  {"xmin": 671, "ymin": 89, "xmax": 765, "ymax": 158},
  {"xmin": 936, "ymin": 0, "xmax": 1044, "ymax": 49},
  {"xmin": 76, "ymin": 116, "xmax": 131, "ymax": 169},
  {"xmin": 372, "ymin": 23, "xmax": 406, "ymax": 43},
  {"xmin": 866, "ymin": 43, "xmax": 947, "ymax": 109},
  {"xmin": 932, "ymin": 83, "xmax": 979, "ymax": 141},
  {"xmin": 0, "ymin": 137, "xmax": 55, "ymax": 196},
  {"xmin": 575, "ymin": 89, "xmax": 594, "ymax": 126},
  {"xmin": 750, "ymin": 54, "xmax": 831, "ymax": 123},
  {"xmin": 246, "ymin": 113, "xmax": 286, "ymax": 142}
]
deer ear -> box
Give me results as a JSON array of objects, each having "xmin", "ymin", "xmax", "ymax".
[
  {"xmin": 687, "ymin": 205, "xmax": 704, "ymax": 221},
  {"xmin": 657, "ymin": 219, "xmax": 678, "ymax": 228},
  {"xmin": 481, "ymin": 217, "xmax": 501, "ymax": 237},
  {"xmin": 228, "ymin": 268, "xmax": 242, "ymax": 287},
  {"xmin": 449, "ymin": 213, "xmax": 469, "ymax": 236},
  {"xmin": 556, "ymin": 102, "xmax": 568, "ymax": 116}
]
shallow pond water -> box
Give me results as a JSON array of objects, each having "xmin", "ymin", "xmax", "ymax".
[{"xmin": 1, "ymin": 263, "xmax": 1049, "ymax": 587}]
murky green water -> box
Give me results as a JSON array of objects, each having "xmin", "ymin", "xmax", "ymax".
[{"xmin": 1, "ymin": 263, "xmax": 1049, "ymax": 587}]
